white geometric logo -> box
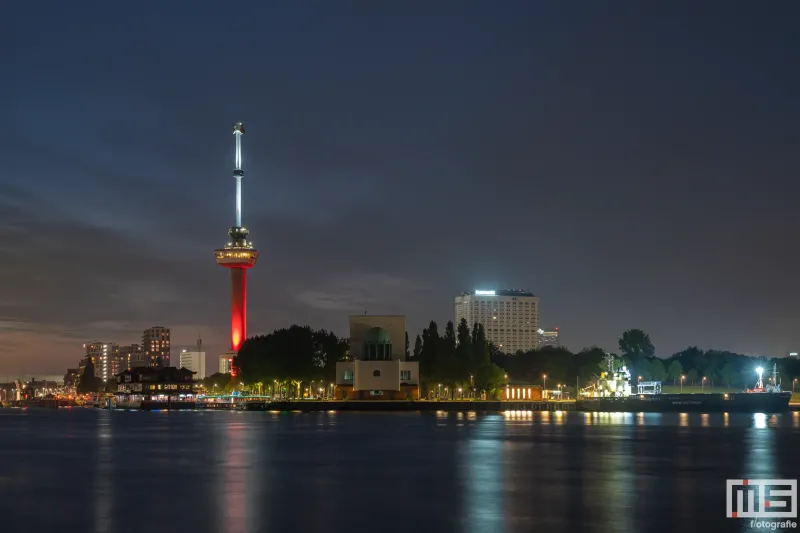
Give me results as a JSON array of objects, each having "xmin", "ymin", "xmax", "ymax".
[{"xmin": 726, "ymin": 479, "xmax": 797, "ymax": 518}]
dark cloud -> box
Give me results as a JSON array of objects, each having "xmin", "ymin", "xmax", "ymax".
[{"xmin": 3, "ymin": 1, "xmax": 800, "ymax": 373}]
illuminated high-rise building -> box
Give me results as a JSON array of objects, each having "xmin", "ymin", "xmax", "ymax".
[
  {"xmin": 214, "ymin": 122, "xmax": 258, "ymax": 374},
  {"xmin": 83, "ymin": 341, "xmax": 121, "ymax": 381},
  {"xmin": 179, "ymin": 350, "xmax": 206, "ymax": 379},
  {"xmin": 538, "ymin": 328, "xmax": 560, "ymax": 349},
  {"xmin": 178, "ymin": 336, "xmax": 206, "ymax": 378},
  {"xmin": 141, "ymin": 326, "xmax": 170, "ymax": 367},
  {"xmin": 219, "ymin": 352, "xmax": 235, "ymax": 374},
  {"xmin": 454, "ymin": 289, "xmax": 539, "ymax": 354},
  {"xmin": 118, "ymin": 344, "xmax": 141, "ymax": 370}
]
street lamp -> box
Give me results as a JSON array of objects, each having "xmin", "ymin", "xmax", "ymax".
[
  {"xmin": 543, "ymin": 374, "xmax": 547, "ymax": 390},
  {"xmin": 793, "ymin": 378, "xmax": 797, "ymax": 393},
  {"xmin": 702, "ymin": 376, "xmax": 707, "ymax": 392},
  {"xmin": 680, "ymin": 375, "xmax": 685, "ymax": 393},
  {"xmin": 458, "ymin": 387, "xmax": 462, "ymax": 400},
  {"xmin": 638, "ymin": 375, "xmax": 642, "ymax": 382}
]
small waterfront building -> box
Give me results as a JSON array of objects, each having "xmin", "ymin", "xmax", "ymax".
[
  {"xmin": 115, "ymin": 367, "xmax": 196, "ymax": 406},
  {"xmin": 335, "ymin": 315, "xmax": 420, "ymax": 400},
  {"xmin": 500, "ymin": 384, "xmax": 543, "ymax": 401}
]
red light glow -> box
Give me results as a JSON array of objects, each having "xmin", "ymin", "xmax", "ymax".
[{"xmin": 230, "ymin": 268, "xmax": 247, "ymax": 352}]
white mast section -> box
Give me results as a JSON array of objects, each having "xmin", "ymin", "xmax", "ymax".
[{"xmin": 234, "ymin": 128, "xmax": 243, "ymax": 227}]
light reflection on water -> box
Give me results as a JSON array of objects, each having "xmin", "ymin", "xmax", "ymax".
[
  {"xmin": 501, "ymin": 410, "xmax": 800, "ymax": 428},
  {"xmin": 0, "ymin": 409, "xmax": 797, "ymax": 533},
  {"xmin": 93, "ymin": 410, "xmax": 112, "ymax": 533}
]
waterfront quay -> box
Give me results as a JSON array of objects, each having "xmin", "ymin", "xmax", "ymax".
[{"xmin": 241, "ymin": 399, "xmax": 576, "ymax": 412}]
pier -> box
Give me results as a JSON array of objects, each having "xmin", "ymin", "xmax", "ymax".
[{"xmin": 242, "ymin": 400, "xmax": 577, "ymax": 412}]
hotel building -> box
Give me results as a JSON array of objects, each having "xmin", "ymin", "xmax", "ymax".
[{"xmin": 454, "ymin": 289, "xmax": 539, "ymax": 354}]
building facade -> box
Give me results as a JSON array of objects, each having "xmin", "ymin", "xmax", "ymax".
[
  {"xmin": 118, "ymin": 344, "xmax": 141, "ymax": 371},
  {"xmin": 538, "ymin": 328, "xmax": 560, "ymax": 349},
  {"xmin": 335, "ymin": 315, "xmax": 419, "ymax": 400},
  {"xmin": 179, "ymin": 350, "xmax": 206, "ymax": 379},
  {"xmin": 454, "ymin": 289, "xmax": 540, "ymax": 354},
  {"xmin": 115, "ymin": 367, "xmax": 196, "ymax": 405},
  {"xmin": 142, "ymin": 327, "xmax": 170, "ymax": 367},
  {"xmin": 84, "ymin": 342, "xmax": 122, "ymax": 381},
  {"xmin": 63, "ymin": 368, "xmax": 81, "ymax": 390},
  {"xmin": 500, "ymin": 384, "xmax": 543, "ymax": 401},
  {"xmin": 219, "ymin": 352, "xmax": 235, "ymax": 374}
]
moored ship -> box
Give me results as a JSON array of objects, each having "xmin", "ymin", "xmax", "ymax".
[{"xmin": 576, "ymin": 356, "xmax": 791, "ymax": 413}]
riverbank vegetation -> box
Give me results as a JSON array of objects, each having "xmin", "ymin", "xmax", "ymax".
[{"xmin": 219, "ymin": 323, "xmax": 800, "ymax": 398}]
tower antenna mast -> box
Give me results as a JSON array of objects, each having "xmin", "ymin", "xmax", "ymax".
[
  {"xmin": 234, "ymin": 123, "xmax": 244, "ymax": 227},
  {"xmin": 214, "ymin": 122, "xmax": 259, "ymax": 372}
]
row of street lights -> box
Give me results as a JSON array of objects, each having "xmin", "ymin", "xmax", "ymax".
[{"xmin": 636, "ymin": 372, "xmax": 800, "ymax": 393}]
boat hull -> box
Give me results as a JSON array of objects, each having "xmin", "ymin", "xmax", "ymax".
[{"xmin": 577, "ymin": 392, "xmax": 791, "ymax": 413}]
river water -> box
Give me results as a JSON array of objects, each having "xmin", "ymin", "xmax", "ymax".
[{"xmin": 0, "ymin": 408, "xmax": 798, "ymax": 533}]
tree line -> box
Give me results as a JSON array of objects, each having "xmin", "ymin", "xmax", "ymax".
[
  {"xmin": 229, "ymin": 320, "xmax": 507, "ymax": 398},
  {"xmin": 77, "ymin": 324, "xmax": 800, "ymax": 395},
  {"xmin": 498, "ymin": 328, "xmax": 800, "ymax": 391}
]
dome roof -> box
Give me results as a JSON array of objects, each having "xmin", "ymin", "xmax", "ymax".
[{"xmin": 364, "ymin": 327, "xmax": 391, "ymax": 344}]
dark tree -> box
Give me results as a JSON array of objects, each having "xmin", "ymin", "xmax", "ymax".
[
  {"xmin": 77, "ymin": 359, "xmax": 102, "ymax": 394},
  {"xmin": 618, "ymin": 329, "xmax": 655, "ymax": 371},
  {"xmin": 236, "ymin": 326, "xmax": 347, "ymax": 387},
  {"xmin": 474, "ymin": 363, "xmax": 506, "ymax": 399},
  {"xmin": 720, "ymin": 362, "xmax": 737, "ymax": 387},
  {"xmin": 419, "ymin": 321, "xmax": 441, "ymax": 387},
  {"xmin": 456, "ymin": 318, "xmax": 473, "ymax": 364},
  {"xmin": 201, "ymin": 372, "xmax": 232, "ymax": 391},
  {"xmin": 649, "ymin": 358, "xmax": 667, "ymax": 381},
  {"xmin": 413, "ymin": 334, "xmax": 422, "ymax": 361},
  {"xmin": 667, "ymin": 360, "xmax": 684, "ymax": 383},
  {"xmin": 576, "ymin": 346, "xmax": 607, "ymax": 383},
  {"xmin": 443, "ymin": 321, "xmax": 456, "ymax": 358},
  {"xmin": 472, "ymin": 323, "xmax": 490, "ymax": 367}
]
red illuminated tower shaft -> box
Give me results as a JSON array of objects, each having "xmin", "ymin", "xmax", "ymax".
[
  {"xmin": 215, "ymin": 122, "xmax": 259, "ymax": 359},
  {"xmin": 230, "ymin": 267, "xmax": 247, "ymax": 351}
]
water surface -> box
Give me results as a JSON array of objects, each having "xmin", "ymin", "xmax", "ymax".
[{"xmin": 1, "ymin": 409, "xmax": 798, "ymax": 533}]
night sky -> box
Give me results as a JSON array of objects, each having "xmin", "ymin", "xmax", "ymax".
[{"xmin": 4, "ymin": 2, "xmax": 800, "ymax": 375}]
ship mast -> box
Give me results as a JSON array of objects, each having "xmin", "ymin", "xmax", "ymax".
[{"xmin": 604, "ymin": 352, "xmax": 615, "ymax": 372}]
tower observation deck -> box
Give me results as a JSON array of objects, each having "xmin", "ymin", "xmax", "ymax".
[{"xmin": 214, "ymin": 122, "xmax": 259, "ymax": 359}]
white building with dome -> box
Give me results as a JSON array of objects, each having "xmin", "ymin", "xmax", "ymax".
[{"xmin": 335, "ymin": 315, "xmax": 419, "ymax": 400}]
